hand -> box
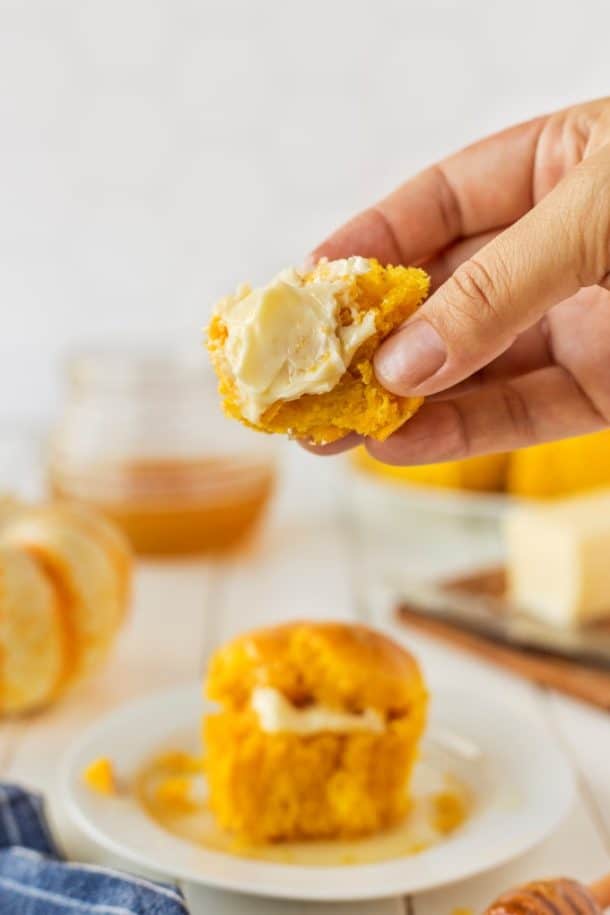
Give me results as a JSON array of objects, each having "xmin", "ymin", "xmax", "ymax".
[{"xmin": 308, "ymin": 98, "xmax": 610, "ymax": 464}]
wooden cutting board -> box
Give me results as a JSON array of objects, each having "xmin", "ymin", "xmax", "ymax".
[{"xmin": 397, "ymin": 567, "xmax": 610, "ymax": 711}]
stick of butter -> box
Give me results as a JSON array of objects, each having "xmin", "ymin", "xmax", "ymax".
[{"xmin": 506, "ymin": 490, "xmax": 610, "ymax": 626}]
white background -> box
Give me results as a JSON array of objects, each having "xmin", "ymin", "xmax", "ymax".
[{"xmin": 1, "ymin": 0, "xmax": 609, "ymax": 423}]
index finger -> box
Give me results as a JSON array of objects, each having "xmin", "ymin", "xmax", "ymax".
[{"xmin": 311, "ymin": 115, "xmax": 547, "ymax": 267}]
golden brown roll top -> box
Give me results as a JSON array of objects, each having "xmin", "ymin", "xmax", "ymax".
[
  {"xmin": 486, "ymin": 879, "xmax": 602, "ymax": 915},
  {"xmin": 205, "ymin": 620, "xmax": 427, "ymax": 716}
]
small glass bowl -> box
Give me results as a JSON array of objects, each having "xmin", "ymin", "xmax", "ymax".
[{"xmin": 48, "ymin": 344, "xmax": 277, "ymax": 556}]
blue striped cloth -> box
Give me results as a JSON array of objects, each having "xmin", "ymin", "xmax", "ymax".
[{"xmin": 0, "ymin": 783, "xmax": 189, "ymax": 914}]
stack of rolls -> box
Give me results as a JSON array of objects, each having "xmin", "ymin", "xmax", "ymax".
[{"xmin": 0, "ymin": 501, "xmax": 131, "ymax": 715}]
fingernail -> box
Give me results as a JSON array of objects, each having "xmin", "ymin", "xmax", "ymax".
[{"xmin": 375, "ymin": 320, "xmax": 447, "ymax": 394}]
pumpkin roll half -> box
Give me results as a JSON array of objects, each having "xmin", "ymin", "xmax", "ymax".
[
  {"xmin": 1, "ymin": 504, "xmax": 132, "ymax": 691},
  {"xmin": 204, "ymin": 621, "xmax": 428, "ymax": 843},
  {"xmin": 206, "ymin": 257, "xmax": 429, "ymax": 445},
  {"xmin": 0, "ymin": 545, "xmax": 64, "ymax": 715}
]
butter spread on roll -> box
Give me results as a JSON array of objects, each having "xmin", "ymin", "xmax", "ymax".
[
  {"xmin": 251, "ymin": 686, "xmax": 385, "ymax": 735},
  {"xmin": 207, "ymin": 257, "xmax": 430, "ymax": 444},
  {"xmin": 213, "ymin": 257, "xmax": 376, "ymax": 423}
]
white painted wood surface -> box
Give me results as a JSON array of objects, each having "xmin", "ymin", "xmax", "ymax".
[{"xmin": 2, "ymin": 453, "xmax": 610, "ymax": 914}]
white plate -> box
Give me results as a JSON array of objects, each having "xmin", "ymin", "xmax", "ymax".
[{"xmin": 61, "ymin": 683, "xmax": 574, "ymax": 902}]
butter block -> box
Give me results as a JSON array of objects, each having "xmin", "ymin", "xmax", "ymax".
[{"xmin": 506, "ymin": 490, "xmax": 610, "ymax": 625}]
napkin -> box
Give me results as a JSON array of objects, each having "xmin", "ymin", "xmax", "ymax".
[{"xmin": 0, "ymin": 783, "xmax": 189, "ymax": 914}]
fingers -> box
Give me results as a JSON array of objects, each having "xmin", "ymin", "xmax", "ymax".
[
  {"xmin": 310, "ymin": 115, "xmax": 546, "ymax": 267},
  {"xmin": 374, "ymin": 147, "xmax": 610, "ymax": 397},
  {"xmin": 366, "ymin": 365, "xmax": 608, "ymax": 465},
  {"xmin": 430, "ymin": 323, "xmax": 553, "ymax": 400},
  {"xmin": 424, "ymin": 229, "xmax": 501, "ymax": 289},
  {"xmin": 547, "ymin": 284, "xmax": 610, "ymax": 420}
]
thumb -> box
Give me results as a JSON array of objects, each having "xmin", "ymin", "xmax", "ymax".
[{"xmin": 374, "ymin": 148, "xmax": 610, "ymax": 397}]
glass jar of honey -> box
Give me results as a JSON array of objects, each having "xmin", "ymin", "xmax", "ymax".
[{"xmin": 48, "ymin": 345, "xmax": 276, "ymax": 556}]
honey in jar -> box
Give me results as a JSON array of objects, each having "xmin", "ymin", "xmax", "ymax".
[{"xmin": 48, "ymin": 347, "xmax": 276, "ymax": 556}]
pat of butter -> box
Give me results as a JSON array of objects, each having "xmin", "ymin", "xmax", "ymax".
[
  {"xmin": 506, "ymin": 490, "xmax": 610, "ymax": 626},
  {"xmin": 251, "ymin": 686, "xmax": 384, "ymax": 734},
  {"xmin": 213, "ymin": 257, "xmax": 375, "ymax": 423}
]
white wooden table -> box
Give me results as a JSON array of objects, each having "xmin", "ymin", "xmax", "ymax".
[{"xmin": 2, "ymin": 451, "xmax": 610, "ymax": 914}]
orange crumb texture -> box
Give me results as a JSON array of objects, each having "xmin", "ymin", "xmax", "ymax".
[
  {"xmin": 433, "ymin": 790, "xmax": 468, "ymax": 834},
  {"xmin": 154, "ymin": 777, "xmax": 196, "ymax": 811},
  {"xmin": 207, "ymin": 260, "xmax": 430, "ymax": 445},
  {"xmin": 203, "ymin": 621, "xmax": 428, "ymax": 843},
  {"xmin": 82, "ymin": 757, "xmax": 117, "ymax": 795}
]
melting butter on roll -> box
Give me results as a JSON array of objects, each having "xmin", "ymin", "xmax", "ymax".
[{"xmin": 206, "ymin": 257, "xmax": 429, "ymax": 445}]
